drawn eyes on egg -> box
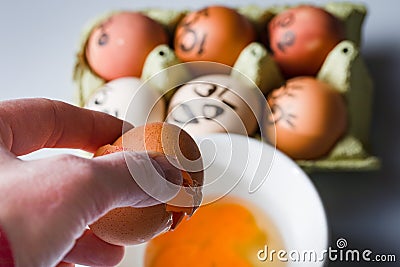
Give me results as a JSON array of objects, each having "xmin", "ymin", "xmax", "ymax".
[
  {"xmin": 202, "ymin": 104, "xmax": 224, "ymax": 120},
  {"xmin": 170, "ymin": 102, "xmax": 225, "ymax": 124},
  {"xmin": 98, "ymin": 32, "xmax": 109, "ymax": 46},
  {"xmin": 89, "ymin": 88, "xmax": 120, "ymax": 118},
  {"xmin": 268, "ymin": 103, "xmax": 297, "ymax": 128},
  {"xmin": 170, "ymin": 103, "xmax": 199, "ymax": 124},
  {"xmin": 93, "ymin": 90, "xmax": 107, "ymax": 105},
  {"xmin": 268, "ymin": 104, "xmax": 283, "ymax": 124},
  {"xmin": 96, "ymin": 19, "xmax": 113, "ymax": 46}
]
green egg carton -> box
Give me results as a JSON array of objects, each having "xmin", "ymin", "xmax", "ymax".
[{"xmin": 72, "ymin": 2, "xmax": 380, "ymax": 172}]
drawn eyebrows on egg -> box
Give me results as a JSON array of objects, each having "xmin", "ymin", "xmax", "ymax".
[
  {"xmin": 193, "ymin": 83, "xmax": 217, "ymax": 97},
  {"xmin": 284, "ymin": 113, "xmax": 297, "ymax": 128},
  {"xmin": 268, "ymin": 103, "xmax": 283, "ymax": 123},
  {"xmin": 203, "ymin": 104, "xmax": 224, "ymax": 120},
  {"xmin": 271, "ymin": 82, "xmax": 303, "ymax": 99},
  {"xmin": 274, "ymin": 12, "xmax": 295, "ymax": 28},
  {"xmin": 170, "ymin": 103, "xmax": 199, "ymax": 124},
  {"xmin": 181, "ymin": 7, "xmax": 209, "ymax": 27},
  {"xmin": 270, "ymin": 103, "xmax": 297, "ymax": 128},
  {"xmin": 192, "ymin": 82, "xmax": 237, "ymax": 110}
]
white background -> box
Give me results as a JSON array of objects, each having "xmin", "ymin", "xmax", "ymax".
[{"xmin": 0, "ymin": 1, "xmax": 399, "ymax": 266}]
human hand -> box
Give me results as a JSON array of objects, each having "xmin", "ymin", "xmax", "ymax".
[{"xmin": 0, "ymin": 98, "xmax": 182, "ymax": 267}]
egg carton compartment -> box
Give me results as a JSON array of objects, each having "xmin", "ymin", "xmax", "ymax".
[{"xmin": 73, "ymin": 2, "xmax": 380, "ymax": 172}]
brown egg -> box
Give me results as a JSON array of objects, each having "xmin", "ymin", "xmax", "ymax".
[
  {"xmin": 174, "ymin": 5, "xmax": 256, "ymax": 67},
  {"xmin": 264, "ymin": 77, "xmax": 347, "ymax": 159},
  {"xmin": 90, "ymin": 204, "xmax": 172, "ymax": 246},
  {"xmin": 268, "ymin": 5, "xmax": 345, "ymax": 78},
  {"xmin": 90, "ymin": 122, "xmax": 203, "ymax": 245},
  {"xmin": 85, "ymin": 12, "xmax": 169, "ymax": 81}
]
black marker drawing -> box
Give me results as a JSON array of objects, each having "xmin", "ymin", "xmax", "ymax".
[
  {"xmin": 172, "ymin": 82, "xmax": 241, "ymax": 125},
  {"xmin": 268, "ymin": 83, "xmax": 299, "ymax": 129},
  {"xmin": 193, "ymin": 83, "xmax": 237, "ymax": 110},
  {"xmin": 97, "ymin": 18, "xmax": 113, "ymax": 46},
  {"xmin": 274, "ymin": 12, "xmax": 295, "ymax": 28},
  {"xmin": 194, "ymin": 84, "xmax": 217, "ymax": 97},
  {"xmin": 197, "ymin": 34, "xmax": 207, "ymax": 55},
  {"xmin": 268, "ymin": 103, "xmax": 297, "ymax": 129},
  {"xmin": 203, "ymin": 104, "xmax": 224, "ymax": 120},
  {"xmin": 177, "ymin": 8, "xmax": 209, "ymax": 55},
  {"xmin": 171, "ymin": 103, "xmax": 199, "ymax": 124},
  {"xmin": 277, "ymin": 30, "xmax": 296, "ymax": 53},
  {"xmin": 270, "ymin": 82, "xmax": 302, "ymax": 100},
  {"xmin": 181, "ymin": 8, "xmax": 209, "ymax": 27},
  {"xmin": 93, "ymin": 90, "xmax": 107, "ymax": 105},
  {"xmin": 91, "ymin": 88, "xmax": 119, "ymax": 118},
  {"xmin": 98, "ymin": 32, "xmax": 109, "ymax": 46}
]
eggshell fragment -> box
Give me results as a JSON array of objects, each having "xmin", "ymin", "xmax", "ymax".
[{"xmin": 90, "ymin": 122, "xmax": 203, "ymax": 245}]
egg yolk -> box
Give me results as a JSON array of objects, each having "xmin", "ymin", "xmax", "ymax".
[{"xmin": 145, "ymin": 199, "xmax": 270, "ymax": 267}]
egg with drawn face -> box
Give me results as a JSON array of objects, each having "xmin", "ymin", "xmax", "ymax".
[
  {"xmin": 85, "ymin": 12, "xmax": 169, "ymax": 81},
  {"xmin": 166, "ymin": 74, "xmax": 261, "ymax": 137},
  {"xmin": 264, "ymin": 77, "xmax": 347, "ymax": 160},
  {"xmin": 85, "ymin": 77, "xmax": 165, "ymax": 126},
  {"xmin": 174, "ymin": 6, "xmax": 256, "ymax": 67},
  {"xmin": 268, "ymin": 5, "xmax": 345, "ymax": 78}
]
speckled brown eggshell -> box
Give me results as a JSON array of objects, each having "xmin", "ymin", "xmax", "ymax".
[
  {"xmin": 90, "ymin": 122, "xmax": 203, "ymax": 246},
  {"xmin": 89, "ymin": 206, "xmax": 171, "ymax": 246},
  {"xmin": 264, "ymin": 77, "xmax": 347, "ymax": 159}
]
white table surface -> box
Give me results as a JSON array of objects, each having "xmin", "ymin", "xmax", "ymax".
[{"xmin": 1, "ymin": 1, "xmax": 399, "ymax": 266}]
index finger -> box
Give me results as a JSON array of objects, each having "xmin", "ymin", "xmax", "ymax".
[{"xmin": 0, "ymin": 98, "xmax": 131, "ymax": 156}]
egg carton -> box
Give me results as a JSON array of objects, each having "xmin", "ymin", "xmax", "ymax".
[{"xmin": 73, "ymin": 2, "xmax": 380, "ymax": 172}]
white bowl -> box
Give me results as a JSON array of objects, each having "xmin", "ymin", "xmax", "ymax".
[{"xmin": 114, "ymin": 133, "xmax": 328, "ymax": 267}]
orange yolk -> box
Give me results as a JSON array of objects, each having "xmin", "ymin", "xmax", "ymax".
[{"xmin": 145, "ymin": 199, "xmax": 268, "ymax": 267}]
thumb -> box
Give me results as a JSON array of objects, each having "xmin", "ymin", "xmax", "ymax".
[
  {"xmin": 91, "ymin": 151, "xmax": 182, "ymax": 210},
  {"xmin": 0, "ymin": 152, "xmax": 182, "ymax": 267}
]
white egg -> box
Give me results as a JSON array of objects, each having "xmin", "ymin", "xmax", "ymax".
[
  {"xmin": 85, "ymin": 77, "xmax": 165, "ymax": 126},
  {"xmin": 166, "ymin": 74, "xmax": 262, "ymax": 137}
]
